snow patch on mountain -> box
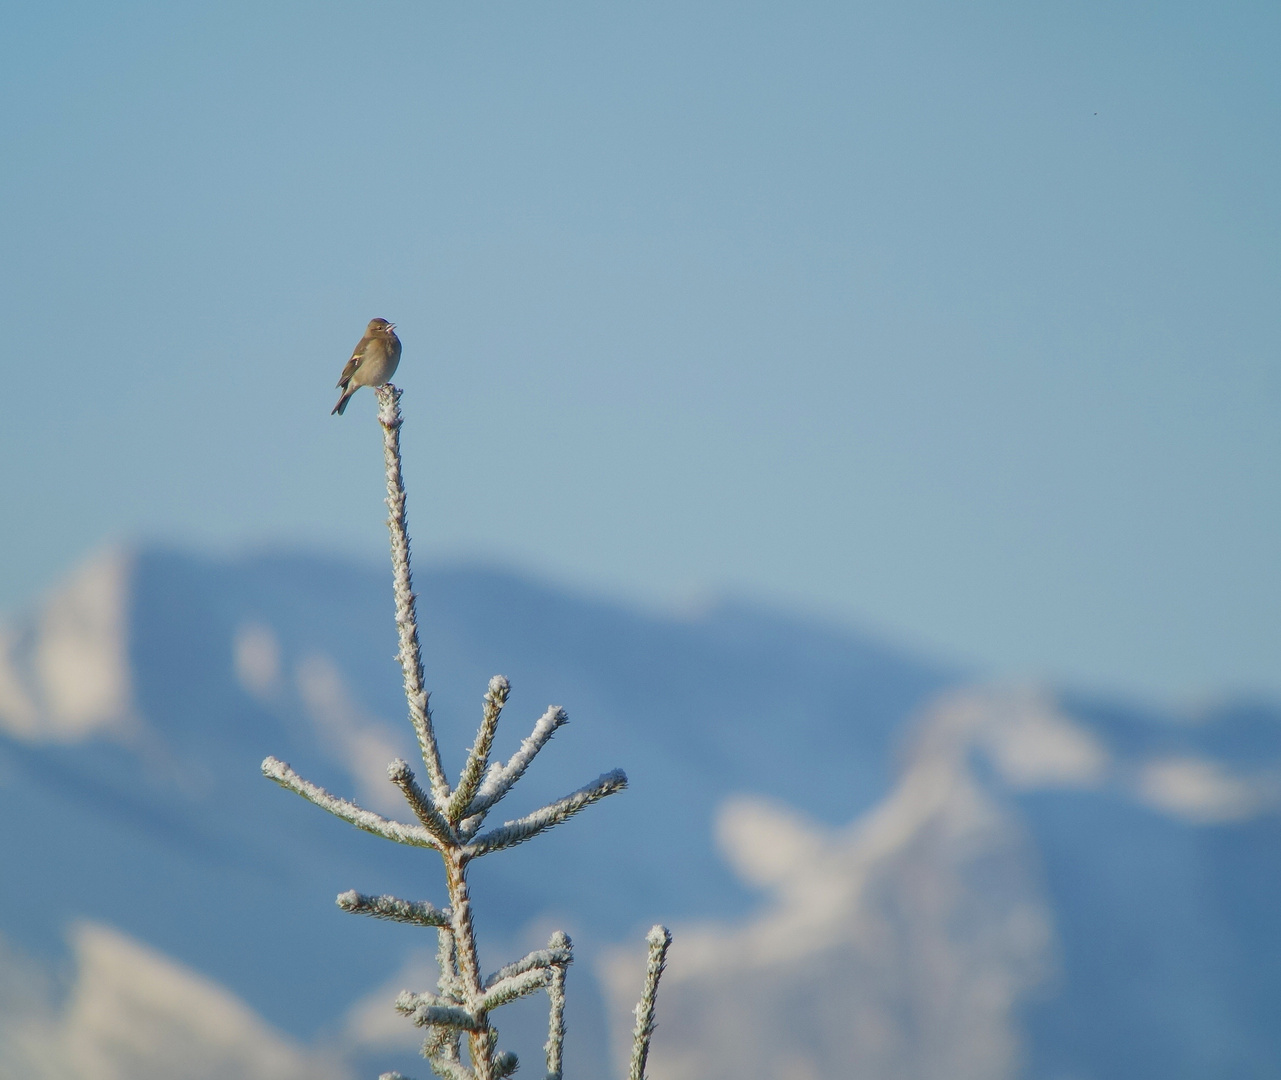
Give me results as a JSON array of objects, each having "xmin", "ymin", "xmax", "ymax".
[
  {"xmin": 233, "ymin": 623, "xmax": 285, "ymax": 700},
  {"xmin": 602, "ymin": 685, "xmax": 1281, "ymax": 1080},
  {"xmin": 5, "ymin": 546, "xmax": 1279, "ymax": 1079},
  {"xmin": 0, "ymin": 548, "xmax": 137, "ymax": 744},
  {"xmin": 602, "ymin": 688, "xmax": 1059, "ymax": 1080},
  {"xmin": 1135, "ymin": 755, "xmax": 1281, "ymax": 824},
  {"xmin": 0, "ymin": 923, "xmax": 348, "ymax": 1080},
  {"xmin": 291, "ymin": 653, "xmax": 410, "ymax": 816}
]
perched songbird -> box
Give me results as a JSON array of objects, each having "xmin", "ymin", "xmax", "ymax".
[{"xmin": 332, "ymin": 318, "xmax": 402, "ymax": 415}]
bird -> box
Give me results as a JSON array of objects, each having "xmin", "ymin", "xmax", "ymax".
[{"xmin": 332, "ymin": 318, "xmax": 402, "ymax": 415}]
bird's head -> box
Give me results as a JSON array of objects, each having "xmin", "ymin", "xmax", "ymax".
[{"xmin": 368, "ymin": 317, "xmax": 396, "ymax": 335}]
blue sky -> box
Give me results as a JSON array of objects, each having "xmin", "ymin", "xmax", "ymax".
[{"xmin": 2, "ymin": 0, "xmax": 1278, "ymax": 701}]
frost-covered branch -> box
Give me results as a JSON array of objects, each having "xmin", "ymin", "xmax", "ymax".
[
  {"xmin": 628, "ymin": 925, "xmax": 672, "ymax": 1080},
  {"xmin": 336, "ymin": 890, "xmax": 451, "ymax": 928},
  {"xmin": 377, "ymin": 384, "xmax": 451, "ymax": 806},
  {"xmin": 420, "ymin": 1023, "xmax": 473, "ymax": 1080},
  {"xmin": 461, "ymin": 705, "xmax": 569, "ymax": 831},
  {"xmin": 396, "ymin": 990, "xmax": 482, "ymax": 1031},
  {"xmin": 480, "ymin": 967, "xmax": 551, "ymax": 1011},
  {"xmin": 430, "ymin": 928, "xmax": 465, "ymax": 1073},
  {"xmin": 422, "ymin": 1060, "xmax": 472, "ymax": 1080},
  {"xmin": 446, "ymin": 676, "xmax": 509, "ymax": 823},
  {"xmin": 265, "ymin": 382, "xmax": 664, "ymax": 1080},
  {"xmin": 437, "ymin": 927, "xmax": 462, "ymax": 1001},
  {"xmin": 388, "ymin": 758, "xmax": 457, "ymax": 846},
  {"xmin": 483, "ymin": 943, "xmax": 573, "ymax": 990},
  {"xmin": 543, "ymin": 931, "xmax": 571, "ymax": 1080},
  {"xmin": 465, "ymin": 770, "xmax": 628, "ymax": 858},
  {"xmin": 261, "ymin": 757, "xmax": 439, "ymax": 849}
]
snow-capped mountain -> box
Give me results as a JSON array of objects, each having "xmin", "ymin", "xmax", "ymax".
[{"xmin": 1, "ymin": 546, "xmax": 1278, "ymax": 1079}]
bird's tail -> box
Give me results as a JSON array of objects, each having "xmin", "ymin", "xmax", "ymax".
[{"xmin": 332, "ymin": 389, "xmax": 354, "ymax": 416}]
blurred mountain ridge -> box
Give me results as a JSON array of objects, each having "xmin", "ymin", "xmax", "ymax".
[{"xmin": 1, "ymin": 545, "xmax": 1279, "ymax": 1080}]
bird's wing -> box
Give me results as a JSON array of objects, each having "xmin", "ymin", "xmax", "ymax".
[{"xmin": 335, "ymin": 339, "xmax": 369, "ymax": 388}]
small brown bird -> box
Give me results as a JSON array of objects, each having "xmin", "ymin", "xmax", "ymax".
[{"xmin": 332, "ymin": 318, "xmax": 402, "ymax": 415}]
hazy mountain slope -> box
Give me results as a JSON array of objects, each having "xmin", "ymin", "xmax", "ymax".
[
  {"xmin": 603, "ymin": 689, "xmax": 1281, "ymax": 1080},
  {"xmin": 1017, "ymin": 693, "xmax": 1281, "ymax": 1079},
  {"xmin": 0, "ymin": 545, "xmax": 953, "ymax": 1076},
  {"xmin": 4, "ymin": 546, "xmax": 1280, "ymax": 1079}
]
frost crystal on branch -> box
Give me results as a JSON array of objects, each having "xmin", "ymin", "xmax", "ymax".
[{"xmin": 263, "ymin": 382, "xmax": 669, "ymax": 1080}]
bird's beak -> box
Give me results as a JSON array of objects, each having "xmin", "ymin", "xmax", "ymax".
[{"xmin": 387, "ymin": 323, "xmax": 397, "ymax": 331}]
